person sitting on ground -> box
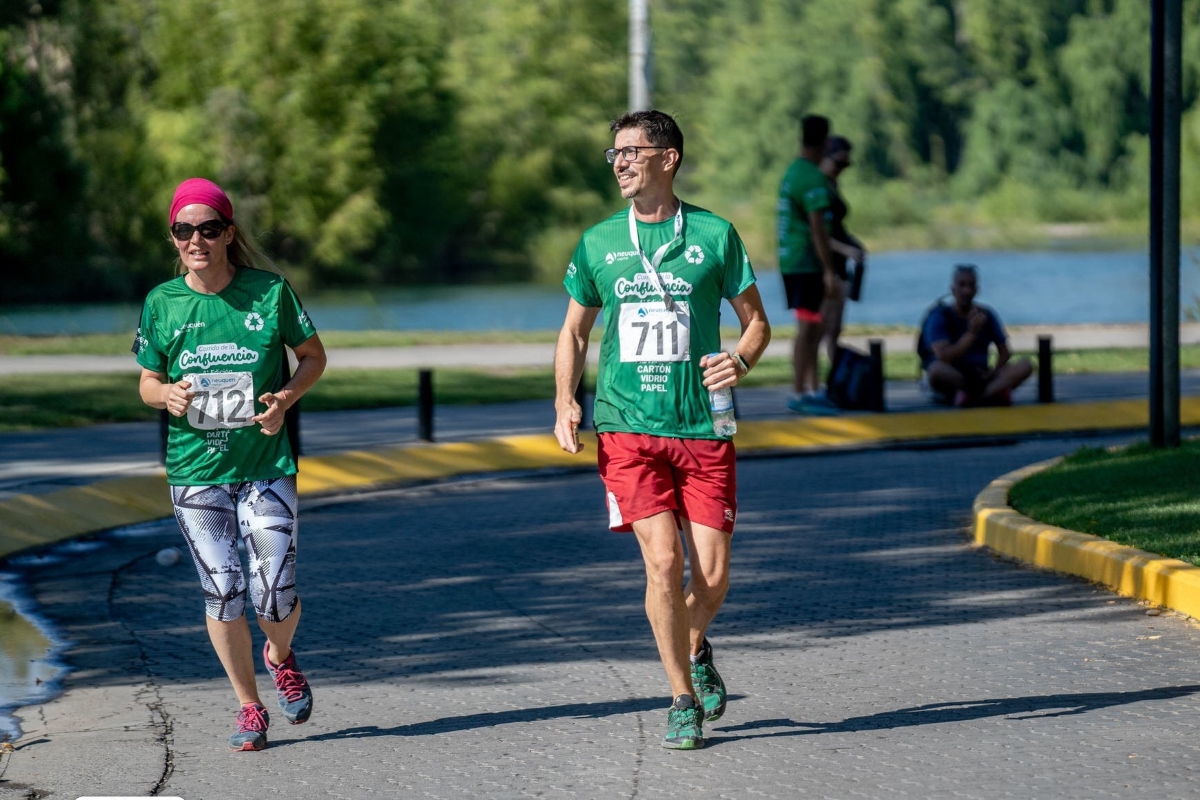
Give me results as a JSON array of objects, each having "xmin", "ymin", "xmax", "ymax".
[{"xmin": 921, "ymin": 264, "xmax": 1032, "ymax": 407}]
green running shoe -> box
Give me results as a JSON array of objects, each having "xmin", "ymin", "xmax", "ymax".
[
  {"xmin": 663, "ymin": 694, "xmax": 704, "ymax": 750},
  {"xmin": 690, "ymin": 638, "xmax": 727, "ymax": 722}
]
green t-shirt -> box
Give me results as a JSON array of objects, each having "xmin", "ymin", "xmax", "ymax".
[
  {"xmin": 564, "ymin": 202, "xmax": 757, "ymax": 440},
  {"xmin": 134, "ymin": 267, "xmax": 317, "ymax": 486},
  {"xmin": 776, "ymin": 157, "xmax": 830, "ymax": 275}
]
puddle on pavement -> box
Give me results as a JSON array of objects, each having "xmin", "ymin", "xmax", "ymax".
[
  {"xmin": 0, "ymin": 519, "xmax": 176, "ymax": 742},
  {"xmin": 0, "ymin": 576, "xmax": 65, "ymax": 743}
]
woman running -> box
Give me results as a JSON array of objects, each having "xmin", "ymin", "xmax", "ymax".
[{"xmin": 134, "ymin": 178, "xmax": 327, "ymax": 751}]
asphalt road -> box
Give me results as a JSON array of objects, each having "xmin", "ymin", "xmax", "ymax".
[{"xmin": 4, "ymin": 434, "xmax": 1200, "ymax": 799}]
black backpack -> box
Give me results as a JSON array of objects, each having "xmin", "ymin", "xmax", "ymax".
[{"xmin": 825, "ymin": 345, "xmax": 880, "ymax": 410}]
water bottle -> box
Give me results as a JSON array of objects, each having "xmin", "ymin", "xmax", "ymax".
[{"xmin": 707, "ymin": 353, "xmax": 737, "ymax": 437}]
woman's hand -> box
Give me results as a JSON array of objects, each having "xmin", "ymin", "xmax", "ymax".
[
  {"xmin": 161, "ymin": 380, "xmax": 194, "ymax": 417},
  {"xmin": 253, "ymin": 391, "xmax": 291, "ymax": 435}
]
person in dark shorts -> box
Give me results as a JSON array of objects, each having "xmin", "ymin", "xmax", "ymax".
[
  {"xmin": 777, "ymin": 114, "xmax": 838, "ymax": 414},
  {"xmin": 922, "ymin": 264, "xmax": 1032, "ymax": 406},
  {"xmin": 819, "ymin": 136, "xmax": 866, "ymax": 363}
]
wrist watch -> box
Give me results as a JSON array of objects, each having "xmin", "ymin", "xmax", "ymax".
[{"xmin": 731, "ymin": 352, "xmax": 750, "ymax": 375}]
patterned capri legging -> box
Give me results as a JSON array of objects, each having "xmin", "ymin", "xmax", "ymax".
[{"xmin": 170, "ymin": 476, "xmax": 299, "ymax": 623}]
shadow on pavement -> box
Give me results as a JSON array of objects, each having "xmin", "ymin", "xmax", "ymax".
[
  {"xmin": 299, "ymin": 696, "xmax": 667, "ymax": 743},
  {"xmin": 707, "ymin": 684, "xmax": 1200, "ymax": 745}
]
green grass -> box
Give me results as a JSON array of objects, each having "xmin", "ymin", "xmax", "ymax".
[
  {"xmin": 1, "ymin": 342, "xmax": 1197, "ymax": 431},
  {"xmin": 0, "ymin": 368, "xmax": 565, "ymax": 432},
  {"xmin": 0, "ymin": 373, "xmax": 151, "ymax": 431},
  {"xmin": 0, "ymin": 330, "xmax": 569, "ymax": 355},
  {"xmin": 302, "ymin": 368, "xmax": 556, "ymax": 411},
  {"xmin": 0, "ymin": 333, "xmax": 140, "ymax": 356},
  {"xmin": 0, "ymin": 324, "xmax": 919, "ymax": 355},
  {"xmin": 1009, "ymin": 439, "xmax": 1200, "ymax": 566}
]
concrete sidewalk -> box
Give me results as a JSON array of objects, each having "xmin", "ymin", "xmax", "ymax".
[{"xmin": 3, "ymin": 322, "xmax": 1199, "ymax": 374}]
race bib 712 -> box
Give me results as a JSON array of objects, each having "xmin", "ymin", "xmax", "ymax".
[{"xmin": 184, "ymin": 371, "xmax": 255, "ymax": 430}]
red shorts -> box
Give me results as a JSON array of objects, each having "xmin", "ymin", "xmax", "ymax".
[{"xmin": 596, "ymin": 432, "xmax": 737, "ymax": 534}]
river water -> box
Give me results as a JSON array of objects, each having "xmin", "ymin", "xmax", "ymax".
[{"xmin": 2, "ymin": 249, "xmax": 1199, "ymax": 335}]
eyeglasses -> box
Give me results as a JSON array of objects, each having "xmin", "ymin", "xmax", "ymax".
[
  {"xmin": 170, "ymin": 220, "xmax": 230, "ymax": 241},
  {"xmin": 605, "ymin": 145, "xmax": 667, "ymax": 164}
]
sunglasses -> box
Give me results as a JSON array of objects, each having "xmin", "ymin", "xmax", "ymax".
[{"xmin": 170, "ymin": 220, "xmax": 230, "ymax": 241}]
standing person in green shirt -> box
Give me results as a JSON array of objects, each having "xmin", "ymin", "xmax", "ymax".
[
  {"xmin": 777, "ymin": 114, "xmax": 839, "ymax": 413},
  {"xmin": 134, "ymin": 178, "xmax": 327, "ymax": 751},
  {"xmin": 554, "ymin": 110, "xmax": 771, "ymax": 750}
]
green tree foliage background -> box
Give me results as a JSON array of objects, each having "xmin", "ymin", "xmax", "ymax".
[{"xmin": 1, "ymin": 0, "xmax": 1198, "ymax": 302}]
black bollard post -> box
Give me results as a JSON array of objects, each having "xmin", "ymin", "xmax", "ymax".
[
  {"xmin": 418, "ymin": 369, "xmax": 435, "ymax": 442},
  {"xmin": 868, "ymin": 338, "xmax": 886, "ymax": 412},
  {"xmin": 1038, "ymin": 335, "xmax": 1054, "ymax": 404},
  {"xmin": 574, "ymin": 370, "xmax": 589, "ymax": 429},
  {"xmin": 158, "ymin": 408, "xmax": 169, "ymax": 465}
]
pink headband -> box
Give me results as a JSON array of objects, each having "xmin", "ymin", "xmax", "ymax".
[{"xmin": 169, "ymin": 178, "xmax": 234, "ymax": 224}]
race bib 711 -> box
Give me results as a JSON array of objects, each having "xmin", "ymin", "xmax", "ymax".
[
  {"xmin": 184, "ymin": 371, "xmax": 255, "ymax": 430},
  {"xmin": 618, "ymin": 301, "xmax": 691, "ymax": 362}
]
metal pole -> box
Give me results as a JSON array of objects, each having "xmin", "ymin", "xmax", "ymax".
[
  {"xmin": 1163, "ymin": 0, "xmax": 1182, "ymax": 446},
  {"xmin": 1149, "ymin": 0, "xmax": 1164, "ymax": 445},
  {"xmin": 629, "ymin": 0, "xmax": 650, "ymax": 111},
  {"xmin": 1147, "ymin": 0, "xmax": 1156, "ymax": 443},
  {"xmin": 1038, "ymin": 336, "xmax": 1054, "ymax": 404},
  {"xmin": 868, "ymin": 339, "xmax": 886, "ymax": 413},
  {"xmin": 418, "ymin": 369, "xmax": 434, "ymax": 442}
]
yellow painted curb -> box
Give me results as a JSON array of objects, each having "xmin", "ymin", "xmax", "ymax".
[
  {"xmin": 0, "ymin": 433, "xmax": 603, "ymax": 562},
  {"xmin": 973, "ymin": 462, "xmax": 1200, "ymax": 619},
  {"xmin": 2, "ymin": 395, "xmax": 1197, "ymax": 563},
  {"xmin": 737, "ymin": 396, "xmax": 1200, "ymax": 452}
]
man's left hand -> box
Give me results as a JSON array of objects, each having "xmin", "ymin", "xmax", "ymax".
[{"xmin": 702, "ymin": 352, "xmax": 745, "ymax": 390}]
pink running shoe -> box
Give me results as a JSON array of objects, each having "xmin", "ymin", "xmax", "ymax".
[
  {"xmin": 229, "ymin": 702, "xmax": 269, "ymax": 751},
  {"xmin": 263, "ymin": 642, "xmax": 314, "ymax": 724}
]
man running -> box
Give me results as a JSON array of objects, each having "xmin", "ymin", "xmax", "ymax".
[{"xmin": 554, "ymin": 110, "xmax": 771, "ymax": 750}]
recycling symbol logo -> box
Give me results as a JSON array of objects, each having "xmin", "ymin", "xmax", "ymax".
[
  {"xmin": 244, "ymin": 312, "xmax": 264, "ymax": 332},
  {"xmin": 684, "ymin": 245, "xmax": 705, "ymax": 265}
]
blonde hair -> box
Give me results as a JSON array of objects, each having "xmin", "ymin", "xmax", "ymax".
[{"xmin": 173, "ymin": 214, "xmax": 281, "ymax": 276}]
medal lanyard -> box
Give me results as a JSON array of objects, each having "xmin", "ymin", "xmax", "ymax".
[{"xmin": 628, "ymin": 203, "xmax": 683, "ymax": 312}]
